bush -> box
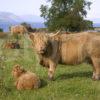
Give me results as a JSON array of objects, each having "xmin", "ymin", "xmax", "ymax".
[{"xmin": 0, "ymin": 28, "xmax": 3, "ymax": 32}]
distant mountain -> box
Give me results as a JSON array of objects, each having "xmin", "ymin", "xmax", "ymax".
[
  {"xmin": 0, "ymin": 12, "xmax": 44, "ymax": 23},
  {"xmin": 0, "ymin": 12, "xmax": 45, "ymax": 32},
  {"xmin": 88, "ymin": 18, "xmax": 100, "ymax": 27},
  {"xmin": 0, "ymin": 12, "xmax": 23, "ymax": 23},
  {"xmin": 93, "ymin": 23, "xmax": 100, "ymax": 27},
  {"xmin": 0, "ymin": 23, "xmax": 45, "ymax": 32},
  {"xmin": 20, "ymin": 15, "xmax": 44, "ymax": 22}
]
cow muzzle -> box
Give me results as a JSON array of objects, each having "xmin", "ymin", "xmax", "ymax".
[{"xmin": 37, "ymin": 49, "xmax": 46, "ymax": 54}]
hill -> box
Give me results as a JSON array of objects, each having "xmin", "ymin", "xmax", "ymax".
[{"xmin": 0, "ymin": 12, "xmax": 45, "ymax": 32}]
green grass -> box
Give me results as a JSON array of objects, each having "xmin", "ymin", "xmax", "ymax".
[{"xmin": 0, "ymin": 35, "xmax": 100, "ymax": 100}]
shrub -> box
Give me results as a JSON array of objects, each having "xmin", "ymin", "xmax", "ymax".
[{"xmin": 0, "ymin": 28, "xmax": 3, "ymax": 32}]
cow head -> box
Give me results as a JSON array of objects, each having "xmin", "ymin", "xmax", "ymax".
[
  {"xmin": 29, "ymin": 32, "xmax": 50, "ymax": 55},
  {"xmin": 29, "ymin": 31, "xmax": 61, "ymax": 55}
]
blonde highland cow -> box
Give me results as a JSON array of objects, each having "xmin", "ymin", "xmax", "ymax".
[
  {"xmin": 10, "ymin": 25, "xmax": 28, "ymax": 35},
  {"xmin": 29, "ymin": 31, "xmax": 100, "ymax": 81},
  {"xmin": 12, "ymin": 64, "xmax": 41, "ymax": 90}
]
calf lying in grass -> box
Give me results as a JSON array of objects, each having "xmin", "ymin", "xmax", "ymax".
[
  {"xmin": 3, "ymin": 42, "xmax": 20, "ymax": 49},
  {"xmin": 12, "ymin": 64, "xmax": 41, "ymax": 90}
]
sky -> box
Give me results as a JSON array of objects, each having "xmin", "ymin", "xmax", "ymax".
[
  {"xmin": 86, "ymin": 0, "xmax": 100, "ymax": 19},
  {"xmin": 0, "ymin": 0, "xmax": 100, "ymax": 20},
  {"xmin": 0, "ymin": 0, "xmax": 47, "ymax": 16}
]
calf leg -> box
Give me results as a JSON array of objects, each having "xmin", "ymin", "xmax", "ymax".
[
  {"xmin": 91, "ymin": 57, "xmax": 100, "ymax": 80},
  {"xmin": 16, "ymin": 81, "xmax": 24, "ymax": 90}
]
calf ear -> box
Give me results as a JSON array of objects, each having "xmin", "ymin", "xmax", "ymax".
[
  {"xmin": 20, "ymin": 68, "xmax": 26, "ymax": 73},
  {"xmin": 29, "ymin": 33, "xmax": 34, "ymax": 40}
]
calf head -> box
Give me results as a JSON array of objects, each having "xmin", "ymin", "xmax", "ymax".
[{"xmin": 12, "ymin": 64, "xmax": 26, "ymax": 78}]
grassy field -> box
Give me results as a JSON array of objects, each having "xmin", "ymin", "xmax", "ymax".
[{"xmin": 0, "ymin": 34, "xmax": 100, "ymax": 100}]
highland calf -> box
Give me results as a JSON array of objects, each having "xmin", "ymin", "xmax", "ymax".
[
  {"xmin": 12, "ymin": 64, "xmax": 41, "ymax": 90},
  {"xmin": 3, "ymin": 42, "xmax": 20, "ymax": 49},
  {"xmin": 29, "ymin": 32, "xmax": 100, "ymax": 81}
]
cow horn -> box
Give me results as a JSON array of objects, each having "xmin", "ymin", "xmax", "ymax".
[{"xmin": 49, "ymin": 30, "xmax": 61, "ymax": 37}]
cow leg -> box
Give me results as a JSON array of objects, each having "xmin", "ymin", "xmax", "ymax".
[
  {"xmin": 48, "ymin": 61, "xmax": 56, "ymax": 81},
  {"xmin": 91, "ymin": 57, "xmax": 100, "ymax": 80},
  {"xmin": 92, "ymin": 71, "xmax": 96, "ymax": 80},
  {"xmin": 91, "ymin": 60, "xmax": 96, "ymax": 79}
]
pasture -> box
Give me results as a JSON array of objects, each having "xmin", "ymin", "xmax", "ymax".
[{"xmin": 0, "ymin": 34, "xmax": 100, "ymax": 100}]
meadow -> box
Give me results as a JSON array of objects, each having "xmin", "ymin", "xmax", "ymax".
[{"xmin": 0, "ymin": 34, "xmax": 100, "ymax": 100}]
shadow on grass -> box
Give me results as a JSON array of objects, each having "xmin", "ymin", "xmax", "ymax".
[
  {"xmin": 0, "ymin": 80, "xmax": 47, "ymax": 93},
  {"xmin": 56, "ymin": 71, "xmax": 92, "ymax": 80},
  {"xmin": 0, "ymin": 85, "xmax": 13, "ymax": 97},
  {"xmin": 40, "ymin": 79, "xmax": 47, "ymax": 88}
]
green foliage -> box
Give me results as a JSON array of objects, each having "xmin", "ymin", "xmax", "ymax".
[
  {"xmin": 40, "ymin": 0, "xmax": 93, "ymax": 32},
  {"xmin": 21, "ymin": 22, "xmax": 36, "ymax": 32},
  {"xmin": 0, "ymin": 28, "xmax": 3, "ymax": 32},
  {"xmin": 37, "ymin": 28, "xmax": 48, "ymax": 32},
  {"xmin": 21, "ymin": 22, "xmax": 31, "ymax": 28}
]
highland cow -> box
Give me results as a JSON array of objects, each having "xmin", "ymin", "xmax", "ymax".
[
  {"xmin": 10, "ymin": 25, "xmax": 28, "ymax": 35},
  {"xmin": 12, "ymin": 64, "xmax": 41, "ymax": 90},
  {"xmin": 29, "ymin": 32, "xmax": 100, "ymax": 81}
]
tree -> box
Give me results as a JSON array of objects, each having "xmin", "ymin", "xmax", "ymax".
[
  {"xmin": 21, "ymin": 22, "xmax": 31, "ymax": 28},
  {"xmin": 40, "ymin": 0, "xmax": 93, "ymax": 32},
  {"xmin": 21, "ymin": 22, "xmax": 36, "ymax": 32},
  {"xmin": 0, "ymin": 28, "xmax": 3, "ymax": 32}
]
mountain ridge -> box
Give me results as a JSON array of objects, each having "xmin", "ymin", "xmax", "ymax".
[
  {"xmin": 0, "ymin": 12, "xmax": 45, "ymax": 31},
  {"xmin": 0, "ymin": 11, "xmax": 44, "ymax": 23}
]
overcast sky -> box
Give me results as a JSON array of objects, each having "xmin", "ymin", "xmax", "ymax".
[
  {"xmin": 86, "ymin": 0, "xmax": 100, "ymax": 19},
  {"xmin": 0, "ymin": 0, "xmax": 47, "ymax": 16},
  {"xmin": 0, "ymin": 0, "xmax": 100, "ymax": 19}
]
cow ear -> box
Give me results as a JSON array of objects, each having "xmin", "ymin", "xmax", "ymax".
[{"xmin": 29, "ymin": 33, "xmax": 34, "ymax": 40}]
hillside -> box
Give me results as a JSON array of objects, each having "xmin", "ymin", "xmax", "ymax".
[
  {"xmin": 0, "ymin": 12, "xmax": 23, "ymax": 23},
  {"xmin": 0, "ymin": 12, "xmax": 45, "ymax": 32}
]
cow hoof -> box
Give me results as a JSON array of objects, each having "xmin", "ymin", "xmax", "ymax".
[
  {"xmin": 92, "ymin": 76, "xmax": 96, "ymax": 81},
  {"xmin": 92, "ymin": 76, "xmax": 100, "ymax": 81},
  {"xmin": 92, "ymin": 77, "xmax": 97, "ymax": 81}
]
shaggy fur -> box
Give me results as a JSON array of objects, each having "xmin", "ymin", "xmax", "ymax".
[
  {"xmin": 29, "ymin": 32, "xmax": 100, "ymax": 80},
  {"xmin": 3, "ymin": 42, "xmax": 14, "ymax": 49},
  {"xmin": 3, "ymin": 42, "xmax": 20, "ymax": 49},
  {"xmin": 12, "ymin": 64, "xmax": 41, "ymax": 90},
  {"xmin": 10, "ymin": 25, "xmax": 28, "ymax": 35}
]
